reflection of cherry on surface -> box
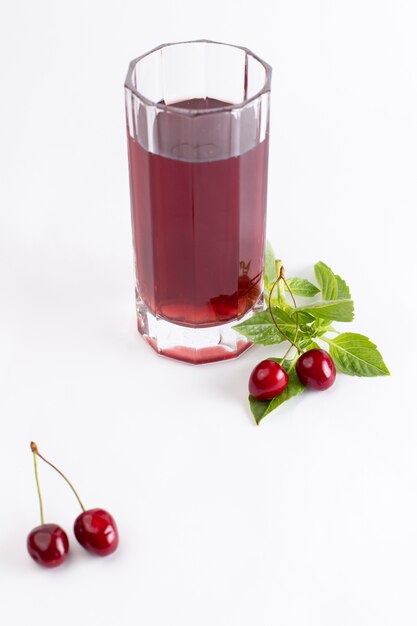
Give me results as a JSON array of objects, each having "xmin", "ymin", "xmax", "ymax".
[
  {"xmin": 209, "ymin": 293, "xmax": 238, "ymax": 321},
  {"xmin": 238, "ymin": 268, "xmax": 263, "ymax": 315},
  {"xmin": 210, "ymin": 269, "xmax": 262, "ymax": 323}
]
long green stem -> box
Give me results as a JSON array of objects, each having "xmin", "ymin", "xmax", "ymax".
[
  {"xmin": 31, "ymin": 443, "xmax": 44, "ymax": 524},
  {"xmin": 31, "ymin": 442, "xmax": 85, "ymax": 512}
]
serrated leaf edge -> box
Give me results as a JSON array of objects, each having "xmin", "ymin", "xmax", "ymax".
[{"xmin": 321, "ymin": 333, "xmax": 390, "ymax": 377}]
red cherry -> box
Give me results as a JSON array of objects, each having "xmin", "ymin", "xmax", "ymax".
[
  {"xmin": 74, "ymin": 508, "xmax": 119, "ymax": 556},
  {"xmin": 249, "ymin": 359, "xmax": 289, "ymax": 400},
  {"xmin": 27, "ymin": 524, "xmax": 69, "ymax": 568},
  {"xmin": 296, "ymin": 349, "xmax": 336, "ymax": 390}
]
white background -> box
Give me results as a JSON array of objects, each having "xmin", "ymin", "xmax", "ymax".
[{"xmin": 1, "ymin": 1, "xmax": 416, "ymax": 624}]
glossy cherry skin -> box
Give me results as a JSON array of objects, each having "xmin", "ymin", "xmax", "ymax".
[
  {"xmin": 249, "ymin": 359, "xmax": 289, "ymax": 400},
  {"xmin": 296, "ymin": 349, "xmax": 336, "ymax": 390},
  {"xmin": 74, "ymin": 508, "xmax": 119, "ymax": 556},
  {"xmin": 27, "ymin": 523, "xmax": 69, "ymax": 568}
]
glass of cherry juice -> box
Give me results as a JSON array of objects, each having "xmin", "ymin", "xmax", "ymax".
[{"xmin": 125, "ymin": 40, "xmax": 272, "ymax": 364}]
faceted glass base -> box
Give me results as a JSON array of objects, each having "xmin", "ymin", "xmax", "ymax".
[{"xmin": 136, "ymin": 296, "xmax": 264, "ymax": 365}]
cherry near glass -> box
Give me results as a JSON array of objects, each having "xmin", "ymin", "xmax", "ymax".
[{"xmin": 125, "ymin": 40, "xmax": 272, "ymax": 364}]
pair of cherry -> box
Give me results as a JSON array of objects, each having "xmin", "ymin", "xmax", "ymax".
[
  {"xmin": 250, "ymin": 265, "xmax": 337, "ymax": 401},
  {"xmin": 28, "ymin": 442, "xmax": 118, "ymax": 568},
  {"xmin": 249, "ymin": 348, "xmax": 336, "ymax": 400}
]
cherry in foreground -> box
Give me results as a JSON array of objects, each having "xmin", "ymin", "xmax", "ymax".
[
  {"xmin": 28, "ymin": 442, "xmax": 69, "ymax": 568},
  {"xmin": 30, "ymin": 442, "xmax": 119, "ymax": 563},
  {"xmin": 296, "ymin": 349, "xmax": 336, "ymax": 390},
  {"xmin": 74, "ymin": 508, "xmax": 119, "ymax": 556},
  {"xmin": 249, "ymin": 359, "xmax": 289, "ymax": 400},
  {"xmin": 27, "ymin": 524, "xmax": 69, "ymax": 568}
]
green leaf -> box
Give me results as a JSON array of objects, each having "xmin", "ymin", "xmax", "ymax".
[
  {"xmin": 314, "ymin": 261, "xmax": 338, "ymax": 300},
  {"xmin": 298, "ymin": 338, "xmax": 321, "ymax": 351},
  {"xmin": 297, "ymin": 311, "xmax": 316, "ymax": 324},
  {"xmin": 310, "ymin": 320, "xmax": 331, "ymax": 337},
  {"xmin": 321, "ymin": 332, "xmax": 390, "ymax": 377},
  {"xmin": 325, "ymin": 325, "xmax": 339, "ymax": 334},
  {"xmin": 335, "ymin": 274, "xmax": 351, "ymax": 299},
  {"xmin": 294, "ymin": 299, "xmax": 354, "ymax": 322},
  {"xmin": 249, "ymin": 361, "xmax": 305, "ymax": 424},
  {"xmin": 264, "ymin": 241, "xmax": 277, "ymax": 284},
  {"xmin": 265, "ymin": 288, "xmax": 293, "ymax": 314},
  {"xmin": 233, "ymin": 307, "xmax": 298, "ymax": 346},
  {"xmin": 310, "ymin": 319, "xmax": 339, "ymax": 337},
  {"xmin": 284, "ymin": 277, "xmax": 320, "ymax": 297}
]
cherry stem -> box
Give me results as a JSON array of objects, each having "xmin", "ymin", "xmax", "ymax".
[
  {"xmin": 281, "ymin": 274, "xmax": 300, "ymax": 361},
  {"xmin": 274, "ymin": 260, "xmax": 286, "ymax": 306},
  {"xmin": 32, "ymin": 445, "xmax": 45, "ymax": 525},
  {"xmin": 267, "ymin": 265, "xmax": 301, "ymax": 361},
  {"xmin": 30, "ymin": 442, "xmax": 86, "ymax": 512}
]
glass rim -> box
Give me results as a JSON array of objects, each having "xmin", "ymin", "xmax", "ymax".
[{"xmin": 124, "ymin": 39, "xmax": 272, "ymax": 116}]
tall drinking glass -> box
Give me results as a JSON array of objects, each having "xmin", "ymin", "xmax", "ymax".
[{"xmin": 125, "ymin": 40, "xmax": 272, "ymax": 364}]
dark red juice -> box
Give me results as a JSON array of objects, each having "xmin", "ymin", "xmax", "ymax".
[{"xmin": 128, "ymin": 98, "xmax": 268, "ymax": 328}]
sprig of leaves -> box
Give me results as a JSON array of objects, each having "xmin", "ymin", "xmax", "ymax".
[
  {"xmin": 233, "ymin": 243, "xmax": 390, "ymax": 424},
  {"xmin": 232, "ymin": 307, "xmax": 300, "ymax": 346}
]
